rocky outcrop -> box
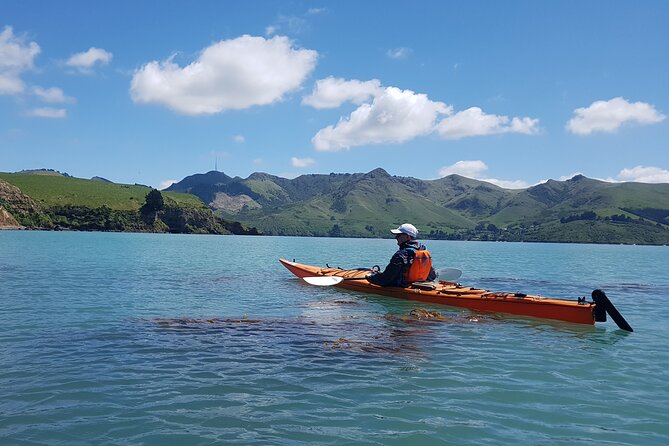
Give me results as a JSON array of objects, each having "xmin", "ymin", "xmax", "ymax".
[
  {"xmin": 0, "ymin": 205, "xmax": 21, "ymax": 228},
  {"xmin": 0, "ymin": 179, "xmax": 42, "ymax": 228},
  {"xmin": 160, "ymin": 206, "xmax": 230, "ymax": 234}
]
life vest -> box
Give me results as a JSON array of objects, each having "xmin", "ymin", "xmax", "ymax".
[{"xmin": 403, "ymin": 248, "xmax": 433, "ymax": 283}]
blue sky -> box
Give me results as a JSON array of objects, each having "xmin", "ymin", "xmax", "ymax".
[{"xmin": 1, "ymin": 1, "xmax": 668, "ymax": 189}]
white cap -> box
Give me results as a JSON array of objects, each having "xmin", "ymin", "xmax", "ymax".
[{"xmin": 390, "ymin": 223, "xmax": 418, "ymax": 238}]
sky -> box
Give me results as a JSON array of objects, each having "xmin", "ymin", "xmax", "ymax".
[{"xmin": 1, "ymin": 1, "xmax": 668, "ymax": 190}]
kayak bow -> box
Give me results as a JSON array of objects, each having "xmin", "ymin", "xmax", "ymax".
[{"xmin": 279, "ymin": 258, "xmax": 632, "ymax": 331}]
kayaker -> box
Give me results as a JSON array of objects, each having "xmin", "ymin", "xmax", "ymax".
[{"xmin": 367, "ymin": 223, "xmax": 436, "ymax": 287}]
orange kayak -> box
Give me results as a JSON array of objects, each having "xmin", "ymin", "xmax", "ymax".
[{"xmin": 279, "ymin": 259, "xmax": 633, "ymax": 330}]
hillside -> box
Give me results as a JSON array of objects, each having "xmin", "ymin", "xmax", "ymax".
[
  {"xmin": 167, "ymin": 169, "xmax": 669, "ymax": 244},
  {"xmin": 0, "ymin": 172, "xmax": 259, "ymax": 235}
]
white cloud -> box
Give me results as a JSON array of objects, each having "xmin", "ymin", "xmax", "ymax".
[
  {"xmin": 32, "ymin": 86, "xmax": 74, "ymax": 103},
  {"xmin": 485, "ymin": 178, "xmax": 530, "ymax": 189},
  {"xmin": 312, "ymin": 86, "xmax": 451, "ymax": 151},
  {"xmin": 616, "ymin": 165, "xmax": 669, "ymax": 183},
  {"xmin": 131, "ymin": 35, "xmax": 317, "ymax": 115},
  {"xmin": 158, "ymin": 179, "xmax": 177, "ymax": 190},
  {"xmin": 436, "ymin": 107, "xmax": 539, "ymax": 139},
  {"xmin": 386, "ymin": 47, "xmax": 412, "ymax": 60},
  {"xmin": 291, "ymin": 157, "xmax": 315, "ymax": 168},
  {"xmin": 0, "ymin": 26, "xmax": 40, "ymax": 95},
  {"xmin": 437, "ymin": 160, "xmax": 529, "ymax": 189},
  {"xmin": 306, "ymin": 78, "xmax": 540, "ymax": 150},
  {"xmin": 28, "ymin": 107, "xmax": 66, "ymax": 118},
  {"xmin": 438, "ymin": 160, "xmax": 488, "ymax": 178},
  {"xmin": 66, "ymin": 47, "xmax": 112, "ymax": 73},
  {"xmin": 302, "ymin": 77, "xmax": 383, "ymax": 109},
  {"xmin": 566, "ymin": 97, "xmax": 666, "ymax": 135},
  {"xmin": 253, "ymin": 158, "xmax": 264, "ymax": 165},
  {"xmin": 233, "ymin": 134, "xmax": 245, "ymax": 143}
]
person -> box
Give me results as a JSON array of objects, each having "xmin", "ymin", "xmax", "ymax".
[{"xmin": 367, "ymin": 223, "xmax": 436, "ymax": 287}]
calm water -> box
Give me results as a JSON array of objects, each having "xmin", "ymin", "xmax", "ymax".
[{"xmin": 1, "ymin": 231, "xmax": 668, "ymax": 445}]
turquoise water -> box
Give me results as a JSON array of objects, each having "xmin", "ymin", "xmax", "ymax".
[{"xmin": 1, "ymin": 231, "xmax": 668, "ymax": 445}]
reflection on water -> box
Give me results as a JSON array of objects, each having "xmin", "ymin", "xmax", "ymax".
[{"xmin": 148, "ymin": 307, "xmax": 472, "ymax": 358}]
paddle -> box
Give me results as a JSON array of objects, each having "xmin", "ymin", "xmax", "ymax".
[
  {"xmin": 436, "ymin": 267, "xmax": 462, "ymax": 281},
  {"xmin": 591, "ymin": 289, "xmax": 633, "ymax": 332},
  {"xmin": 302, "ymin": 276, "xmax": 367, "ymax": 286},
  {"xmin": 302, "ymin": 267, "xmax": 463, "ymax": 287}
]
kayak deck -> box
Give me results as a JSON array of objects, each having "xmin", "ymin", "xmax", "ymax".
[{"xmin": 279, "ymin": 258, "xmax": 596, "ymax": 326}]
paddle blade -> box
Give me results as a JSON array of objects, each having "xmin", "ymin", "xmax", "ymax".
[
  {"xmin": 302, "ymin": 276, "xmax": 345, "ymax": 286},
  {"xmin": 592, "ymin": 289, "xmax": 633, "ymax": 332},
  {"xmin": 437, "ymin": 268, "xmax": 462, "ymax": 281}
]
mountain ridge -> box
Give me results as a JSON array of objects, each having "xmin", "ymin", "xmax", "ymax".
[{"xmin": 166, "ymin": 169, "xmax": 669, "ymax": 244}]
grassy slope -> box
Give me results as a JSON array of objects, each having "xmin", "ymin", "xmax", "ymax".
[
  {"xmin": 0, "ymin": 173, "xmax": 206, "ymax": 210},
  {"xmin": 230, "ymin": 174, "xmax": 476, "ymax": 237}
]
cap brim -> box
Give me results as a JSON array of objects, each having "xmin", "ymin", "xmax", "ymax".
[{"xmin": 390, "ymin": 229, "xmax": 402, "ymax": 234}]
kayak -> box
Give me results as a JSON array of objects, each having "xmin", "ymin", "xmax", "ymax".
[{"xmin": 279, "ymin": 259, "xmax": 633, "ymax": 331}]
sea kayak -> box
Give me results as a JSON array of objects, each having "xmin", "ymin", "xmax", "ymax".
[{"xmin": 279, "ymin": 259, "xmax": 632, "ymax": 331}]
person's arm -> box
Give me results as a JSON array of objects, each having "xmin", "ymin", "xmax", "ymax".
[{"xmin": 367, "ymin": 251, "xmax": 406, "ymax": 286}]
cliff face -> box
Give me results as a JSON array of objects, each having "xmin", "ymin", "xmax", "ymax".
[
  {"xmin": 0, "ymin": 205, "xmax": 21, "ymax": 228},
  {"xmin": 0, "ymin": 179, "xmax": 42, "ymax": 228}
]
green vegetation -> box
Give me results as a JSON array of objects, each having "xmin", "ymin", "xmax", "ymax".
[
  {"xmin": 0, "ymin": 172, "xmax": 204, "ymax": 210},
  {"xmin": 168, "ymin": 169, "xmax": 669, "ymax": 245},
  {"xmin": 0, "ymin": 172, "xmax": 259, "ymax": 235},
  {"xmin": 5, "ymin": 168, "xmax": 667, "ymax": 244}
]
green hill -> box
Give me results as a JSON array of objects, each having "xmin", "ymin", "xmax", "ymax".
[
  {"xmin": 167, "ymin": 169, "xmax": 669, "ymax": 244},
  {"xmin": 0, "ymin": 172, "xmax": 259, "ymax": 235},
  {"xmin": 0, "ymin": 172, "xmax": 204, "ymax": 210},
  {"xmin": 6, "ymin": 168, "xmax": 665, "ymax": 244}
]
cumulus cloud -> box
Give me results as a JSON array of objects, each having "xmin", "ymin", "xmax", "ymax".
[
  {"xmin": 131, "ymin": 35, "xmax": 317, "ymax": 115},
  {"xmin": 386, "ymin": 47, "xmax": 412, "ymax": 60},
  {"xmin": 233, "ymin": 134, "xmax": 245, "ymax": 143},
  {"xmin": 307, "ymin": 77, "xmax": 541, "ymax": 150},
  {"xmin": 566, "ymin": 97, "xmax": 666, "ymax": 135},
  {"xmin": 438, "ymin": 160, "xmax": 529, "ymax": 189},
  {"xmin": 291, "ymin": 157, "xmax": 315, "ymax": 168},
  {"xmin": 438, "ymin": 160, "xmax": 488, "ymax": 178},
  {"xmin": 302, "ymin": 77, "xmax": 383, "ymax": 109},
  {"xmin": 616, "ymin": 165, "xmax": 669, "ymax": 183},
  {"xmin": 28, "ymin": 107, "xmax": 66, "ymax": 118},
  {"xmin": 66, "ymin": 47, "xmax": 112, "ymax": 73},
  {"xmin": 436, "ymin": 107, "xmax": 539, "ymax": 139},
  {"xmin": 32, "ymin": 86, "xmax": 74, "ymax": 103},
  {"xmin": 0, "ymin": 26, "xmax": 40, "ymax": 95},
  {"xmin": 313, "ymin": 86, "xmax": 451, "ymax": 151}
]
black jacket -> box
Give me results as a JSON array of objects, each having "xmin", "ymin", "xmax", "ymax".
[{"xmin": 367, "ymin": 239, "xmax": 436, "ymax": 287}]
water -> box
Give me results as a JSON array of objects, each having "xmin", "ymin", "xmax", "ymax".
[{"xmin": 1, "ymin": 231, "xmax": 668, "ymax": 445}]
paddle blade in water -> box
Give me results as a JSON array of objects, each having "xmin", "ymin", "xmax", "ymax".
[
  {"xmin": 437, "ymin": 268, "xmax": 462, "ymax": 281},
  {"xmin": 302, "ymin": 276, "xmax": 345, "ymax": 286}
]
